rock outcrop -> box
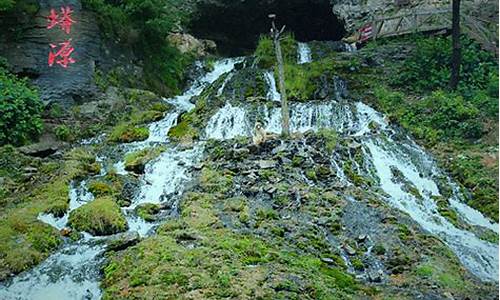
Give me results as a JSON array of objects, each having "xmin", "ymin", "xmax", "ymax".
[{"xmin": 0, "ymin": 0, "xmax": 101, "ymax": 106}]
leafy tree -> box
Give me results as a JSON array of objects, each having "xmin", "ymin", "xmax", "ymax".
[
  {"xmin": 0, "ymin": 0, "xmax": 15, "ymax": 11},
  {"xmin": 0, "ymin": 66, "xmax": 43, "ymax": 146}
]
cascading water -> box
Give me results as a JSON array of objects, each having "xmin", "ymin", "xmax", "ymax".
[
  {"xmin": 264, "ymin": 71, "xmax": 281, "ymax": 102},
  {"xmin": 297, "ymin": 42, "xmax": 312, "ymax": 64},
  {"xmin": 0, "ymin": 58, "xmax": 242, "ymax": 300},
  {"xmin": 1, "ymin": 48, "xmax": 498, "ymax": 299},
  {"xmin": 203, "ymin": 78, "xmax": 499, "ymax": 283}
]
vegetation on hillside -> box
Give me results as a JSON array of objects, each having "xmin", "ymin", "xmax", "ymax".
[
  {"xmin": 82, "ymin": 0, "xmax": 194, "ymax": 96},
  {"xmin": 0, "ymin": 60, "xmax": 43, "ymax": 146}
]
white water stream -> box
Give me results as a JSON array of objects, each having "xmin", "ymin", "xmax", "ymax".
[
  {"xmin": 297, "ymin": 42, "xmax": 312, "ymax": 64},
  {"xmin": 0, "ymin": 58, "xmax": 242, "ymax": 300}
]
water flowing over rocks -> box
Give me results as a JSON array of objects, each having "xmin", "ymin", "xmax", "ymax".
[{"xmin": 0, "ymin": 44, "xmax": 498, "ymax": 299}]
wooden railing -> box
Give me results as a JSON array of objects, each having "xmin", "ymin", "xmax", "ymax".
[{"xmin": 370, "ymin": 9, "xmax": 452, "ymax": 40}]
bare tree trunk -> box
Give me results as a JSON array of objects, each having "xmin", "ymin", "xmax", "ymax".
[
  {"xmin": 270, "ymin": 18, "xmax": 290, "ymax": 136},
  {"xmin": 449, "ymin": 0, "xmax": 461, "ymax": 90}
]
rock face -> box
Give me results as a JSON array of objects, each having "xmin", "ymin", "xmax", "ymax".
[{"xmin": 0, "ymin": 0, "xmax": 101, "ymax": 106}]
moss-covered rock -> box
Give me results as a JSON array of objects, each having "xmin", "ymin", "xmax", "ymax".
[
  {"xmin": 124, "ymin": 146, "xmax": 165, "ymax": 174},
  {"xmin": 108, "ymin": 123, "xmax": 149, "ymax": 143},
  {"xmin": 135, "ymin": 203, "xmax": 161, "ymax": 222},
  {"xmin": 68, "ymin": 197, "xmax": 127, "ymax": 236}
]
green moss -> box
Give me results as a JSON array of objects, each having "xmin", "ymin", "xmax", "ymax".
[
  {"xmin": 372, "ymin": 243, "xmax": 386, "ymax": 255},
  {"xmin": 317, "ymin": 128, "xmax": 338, "ymax": 153},
  {"xmin": 136, "ymin": 203, "xmax": 161, "ymax": 222},
  {"xmin": 0, "ymin": 146, "xmax": 102, "ymax": 278},
  {"xmin": 398, "ymin": 224, "xmax": 412, "ymax": 241},
  {"xmin": 305, "ymin": 169, "xmax": 318, "ymax": 181},
  {"xmin": 124, "ymin": 146, "xmax": 165, "ymax": 174},
  {"xmin": 68, "ymin": 196, "xmax": 128, "ymax": 236},
  {"xmin": 351, "ymin": 258, "xmax": 365, "ymax": 271},
  {"xmin": 199, "ymin": 167, "xmax": 233, "ymax": 194},
  {"xmin": 88, "ymin": 181, "xmax": 113, "ymax": 197},
  {"xmin": 108, "ymin": 123, "xmax": 149, "ymax": 143},
  {"xmin": 101, "ymin": 189, "xmax": 360, "ymax": 299},
  {"xmin": 254, "ymin": 33, "xmax": 298, "ymax": 68}
]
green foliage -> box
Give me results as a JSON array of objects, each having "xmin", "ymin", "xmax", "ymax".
[
  {"xmin": 68, "ymin": 196, "xmax": 128, "ymax": 236},
  {"xmin": 392, "ymin": 36, "xmax": 498, "ymax": 93},
  {"xmin": 317, "ymin": 128, "xmax": 338, "ymax": 153},
  {"xmin": 447, "ymin": 155, "xmax": 498, "ymax": 221},
  {"xmin": 376, "ymin": 88, "xmax": 483, "ymax": 144},
  {"xmin": 255, "ymin": 33, "xmax": 298, "ymax": 68},
  {"xmin": 0, "ymin": 0, "xmax": 15, "ymax": 11},
  {"xmin": 136, "ymin": 203, "xmax": 161, "ymax": 222},
  {"xmin": 54, "ymin": 125, "xmax": 72, "ymax": 142},
  {"xmin": 82, "ymin": 0, "xmax": 193, "ymax": 95},
  {"xmin": 0, "ymin": 67, "xmax": 43, "ymax": 146}
]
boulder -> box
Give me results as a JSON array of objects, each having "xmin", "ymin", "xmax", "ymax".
[{"xmin": 106, "ymin": 231, "xmax": 140, "ymax": 252}]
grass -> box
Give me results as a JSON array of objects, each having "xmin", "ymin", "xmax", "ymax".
[{"xmin": 68, "ymin": 196, "xmax": 127, "ymax": 236}]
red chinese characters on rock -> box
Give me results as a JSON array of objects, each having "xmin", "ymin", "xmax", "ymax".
[
  {"xmin": 46, "ymin": 6, "xmax": 76, "ymax": 34},
  {"xmin": 47, "ymin": 6, "xmax": 76, "ymax": 68},
  {"xmin": 48, "ymin": 40, "xmax": 76, "ymax": 68}
]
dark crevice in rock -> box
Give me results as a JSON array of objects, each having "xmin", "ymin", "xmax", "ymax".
[{"xmin": 189, "ymin": 0, "xmax": 346, "ymax": 55}]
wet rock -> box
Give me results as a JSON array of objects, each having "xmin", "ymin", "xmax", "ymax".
[
  {"xmin": 257, "ymin": 160, "xmax": 277, "ymax": 169},
  {"xmin": 343, "ymin": 244, "xmax": 357, "ymax": 256},
  {"xmin": 321, "ymin": 257, "xmax": 335, "ymax": 264},
  {"xmin": 357, "ymin": 234, "xmax": 367, "ymax": 242},
  {"xmin": 19, "ymin": 141, "xmax": 62, "ymax": 158},
  {"xmin": 193, "ymin": 163, "xmax": 204, "ymax": 170},
  {"xmin": 60, "ymin": 228, "xmax": 72, "ymax": 237},
  {"xmin": 106, "ymin": 231, "xmax": 140, "ymax": 252},
  {"xmin": 231, "ymin": 148, "xmax": 250, "ymax": 160},
  {"xmin": 368, "ymin": 270, "xmax": 383, "ymax": 283}
]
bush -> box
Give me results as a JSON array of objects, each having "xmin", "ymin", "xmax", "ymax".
[
  {"xmin": 375, "ymin": 88, "xmax": 482, "ymax": 144},
  {"xmin": 54, "ymin": 125, "xmax": 71, "ymax": 142},
  {"xmin": 392, "ymin": 36, "xmax": 498, "ymax": 94},
  {"xmin": 0, "ymin": 67, "xmax": 43, "ymax": 146}
]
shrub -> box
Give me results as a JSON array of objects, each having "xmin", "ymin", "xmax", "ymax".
[
  {"xmin": 0, "ymin": 67, "xmax": 43, "ymax": 146},
  {"xmin": 392, "ymin": 36, "xmax": 498, "ymax": 93},
  {"xmin": 54, "ymin": 125, "xmax": 71, "ymax": 142}
]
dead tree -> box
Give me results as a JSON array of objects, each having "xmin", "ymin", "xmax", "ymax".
[{"xmin": 269, "ymin": 14, "xmax": 290, "ymax": 136}]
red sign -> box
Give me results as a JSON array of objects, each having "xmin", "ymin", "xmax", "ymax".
[
  {"xmin": 359, "ymin": 24, "xmax": 373, "ymax": 42},
  {"xmin": 47, "ymin": 6, "xmax": 76, "ymax": 68}
]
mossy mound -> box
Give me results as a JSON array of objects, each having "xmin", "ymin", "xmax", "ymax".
[
  {"xmin": 108, "ymin": 124, "xmax": 149, "ymax": 143},
  {"xmin": 135, "ymin": 203, "xmax": 161, "ymax": 222},
  {"xmin": 68, "ymin": 197, "xmax": 128, "ymax": 236},
  {"xmin": 124, "ymin": 146, "xmax": 165, "ymax": 174}
]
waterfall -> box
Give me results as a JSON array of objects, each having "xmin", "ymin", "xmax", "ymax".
[
  {"xmin": 264, "ymin": 71, "xmax": 281, "ymax": 102},
  {"xmin": 364, "ymin": 137, "xmax": 498, "ymax": 281},
  {"xmin": 297, "ymin": 42, "xmax": 312, "ymax": 64},
  {"xmin": 202, "ymin": 99, "xmax": 499, "ymax": 282}
]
